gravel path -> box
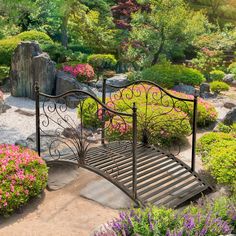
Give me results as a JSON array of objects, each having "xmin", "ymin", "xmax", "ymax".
[{"xmin": 0, "ymin": 93, "xmax": 78, "ymax": 144}]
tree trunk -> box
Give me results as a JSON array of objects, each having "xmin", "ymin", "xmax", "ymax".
[
  {"xmin": 152, "ymin": 28, "xmax": 165, "ymax": 65},
  {"xmin": 61, "ymin": 15, "xmax": 69, "ymax": 49}
]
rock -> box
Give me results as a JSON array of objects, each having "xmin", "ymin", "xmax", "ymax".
[
  {"xmin": 200, "ymin": 83, "xmax": 210, "ymax": 94},
  {"xmin": 55, "ymin": 70, "xmax": 96, "ymax": 108},
  {"xmin": 223, "ymin": 102, "xmax": 236, "ymax": 109},
  {"xmin": 94, "ymin": 74, "xmax": 129, "ymax": 92},
  {"xmin": 173, "ymin": 84, "xmax": 195, "ymax": 95},
  {"xmin": 223, "ymin": 107, "xmax": 236, "ymax": 125},
  {"xmin": 15, "ymin": 108, "xmax": 35, "ymax": 116},
  {"xmin": 10, "ymin": 41, "xmax": 56, "ymax": 100},
  {"xmin": 0, "ymin": 90, "xmax": 11, "ymax": 114},
  {"xmin": 223, "ymin": 74, "xmax": 235, "ymax": 84}
]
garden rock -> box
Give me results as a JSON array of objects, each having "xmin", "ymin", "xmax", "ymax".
[
  {"xmin": 223, "ymin": 102, "xmax": 236, "ymax": 109},
  {"xmin": 0, "ymin": 90, "xmax": 10, "ymax": 114},
  {"xmin": 55, "ymin": 70, "xmax": 96, "ymax": 108},
  {"xmin": 10, "ymin": 41, "xmax": 56, "ymax": 99},
  {"xmin": 95, "ymin": 74, "xmax": 129, "ymax": 92},
  {"xmin": 223, "ymin": 74, "xmax": 235, "ymax": 84},
  {"xmin": 200, "ymin": 83, "xmax": 210, "ymax": 96},
  {"xmin": 223, "ymin": 107, "xmax": 236, "ymax": 125},
  {"xmin": 173, "ymin": 84, "xmax": 195, "ymax": 95}
]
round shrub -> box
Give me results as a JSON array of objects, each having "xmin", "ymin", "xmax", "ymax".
[
  {"xmin": 209, "ymin": 70, "xmax": 225, "ymax": 81},
  {"xmin": 17, "ymin": 30, "xmax": 53, "ymax": 44},
  {"xmin": 87, "ymin": 54, "xmax": 117, "ymax": 75},
  {"xmin": 0, "ymin": 37, "xmax": 20, "ymax": 66},
  {"xmin": 0, "ymin": 144, "xmax": 48, "ymax": 216},
  {"xmin": 228, "ymin": 62, "xmax": 236, "ymax": 75},
  {"xmin": 210, "ymin": 81, "xmax": 230, "ymax": 93},
  {"xmin": 0, "ymin": 66, "xmax": 10, "ymax": 85},
  {"xmin": 197, "ymin": 132, "xmax": 236, "ymax": 192},
  {"xmin": 142, "ymin": 63, "xmax": 205, "ymax": 89}
]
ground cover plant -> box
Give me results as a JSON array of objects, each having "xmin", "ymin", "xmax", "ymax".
[
  {"xmin": 0, "ymin": 144, "xmax": 48, "ymax": 216},
  {"xmin": 94, "ymin": 196, "xmax": 236, "ymax": 235}
]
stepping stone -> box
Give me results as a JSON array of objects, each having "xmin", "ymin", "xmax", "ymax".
[
  {"xmin": 80, "ymin": 179, "xmax": 132, "ymax": 209},
  {"xmin": 47, "ymin": 163, "xmax": 80, "ymax": 190}
]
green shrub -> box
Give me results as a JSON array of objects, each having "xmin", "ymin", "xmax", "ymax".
[
  {"xmin": 209, "ymin": 70, "xmax": 225, "ymax": 81},
  {"xmin": 0, "ymin": 66, "xmax": 10, "ymax": 85},
  {"xmin": 17, "ymin": 30, "xmax": 53, "ymax": 44},
  {"xmin": 87, "ymin": 54, "xmax": 117, "ymax": 73},
  {"xmin": 95, "ymin": 197, "xmax": 235, "ymax": 235},
  {"xmin": 142, "ymin": 63, "xmax": 205, "ymax": 89},
  {"xmin": 0, "ymin": 37, "xmax": 20, "ymax": 66},
  {"xmin": 210, "ymin": 81, "xmax": 230, "ymax": 93},
  {"xmin": 197, "ymin": 132, "xmax": 236, "ymax": 192},
  {"xmin": 0, "ymin": 144, "xmax": 48, "ymax": 216},
  {"xmin": 228, "ymin": 62, "xmax": 236, "ymax": 75}
]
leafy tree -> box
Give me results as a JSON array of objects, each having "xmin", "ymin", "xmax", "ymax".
[{"xmin": 125, "ymin": 0, "xmax": 208, "ymax": 68}]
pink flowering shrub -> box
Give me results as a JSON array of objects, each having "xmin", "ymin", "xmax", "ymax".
[
  {"xmin": 0, "ymin": 144, "xmax": 48, "ymax": 216},
  {"xmin": 63, "ymin": 64, "xmax": 95, "ymax": 82}
]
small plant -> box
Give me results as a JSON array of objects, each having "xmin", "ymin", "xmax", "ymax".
[
  {"xmin": 0, "ymin": 144, "xmax": 48, "ymax": 216},
  {"xmin": 210, "ymin": 81, "xmax": 230, "ymax": 94},
  {"xmin": 209, "ymin": 70, "xmax": 225, "ymax": 81},
  {"xmin": 63, "ymin": 63, "xmax": 95, "ymax": 82},
  {"xmin": 0, "ymin": 66, "xmax": 9, "ymax": 85},
  {"xmin": 228, "ymin": 62, "xmax": 236, "ymax": 75}
]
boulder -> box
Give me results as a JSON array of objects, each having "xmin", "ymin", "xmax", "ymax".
[
  {"xmin": 223, "ymin": 102, "xmax": 236, "ymax": 110},
  {"xmin": 0, "ymin": 90, "xmax": 11, "ymax": 114},
  {"xmin": 223, "ymin": 74, "xmax": 235, "ymax": 84},
  {"xmin": 199, "ymin": 83, "xmax": 216, "ymax": 98},
  {"xmin": 10, "ymin": 41, "xmax": 56, "ymax": 99},
  {"xmin": 55, "ymin": 70, "xmax": 96, "ymax": 108},
  {"xmin": 223, "ymin": 107, "xmax": 236, "ymax": 125},
  {"xmin": 173, "ymin": 84, "xmax": 195, "ymax": 95},
  {"xmin": 94, "ymin": 74, "xmax": 129, "ymax": 92}
]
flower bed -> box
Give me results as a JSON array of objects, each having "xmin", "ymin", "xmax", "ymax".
[
  {"xmin": 94, "ymin": 197, "xmax": 236, "ymax": 236},
  {"xmin": 0, "ymin": 144, "xmax": 48, "ymax": 216}
]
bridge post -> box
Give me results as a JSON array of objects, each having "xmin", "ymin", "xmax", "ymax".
[
  {"xmin": 132, "ymin": 102, "xmax": 138, "ymax": 199},
  {"xmin": 35, "ymin": 81, "xmax": 41, "ymax": 156},
  {"xmin": 191, "ymin": 90, "xmax": 198, "ymax": 171},
  {"xmin": 101, "ymin": 78, "xmax": 107, "ymax": 145}
]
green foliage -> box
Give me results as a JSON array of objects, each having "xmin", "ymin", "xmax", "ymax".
[
  {"xmin": 87, "ymin": 54, "xmax": 117, "ymax": 72},
  {"xmin": 228, "ymin": 62, "xmax": 236, "ymax": 75},
  {"xmin": 16, "ymin": 30, "xmax": 53, "ymax": 44},
  {"xmin": 95, "ymin": 196, "xmax": 236, "ymax": 235},
  {"xmin": 141, "ymin": 63, "xmax": 205, "ymax": 89},
  {"xmin": 210, "ymin": 81, "xmax": 230, "ymax": 93},
  {"xmin": 0, "ymin": 37, "xmax": 20, "ymax": 66},
  {"xmin": 210, "ymin": 70, "xmax": 225, "ymax": 81},
  {"xmin": 197, "ymin": 132, "xmax": 236, "ymax": 191},
  {"xmin": 0, "ymin": 144, "xmax": 48, "ymax": 216},
  {"xmin": 125, "ymin": 0, "xmax": 207, "ymax": 68},
  {"xmin": 0, "ymin": 66, "xmax": 10, "ymax": 85},
  {"xmin": 217, "ymin": 122, "xmax": 235, "ymax": 133}
]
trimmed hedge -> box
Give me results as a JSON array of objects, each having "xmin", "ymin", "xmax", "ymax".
[
  {"xmin": 142, "ymin": 64, "xmax": 205, "ymax": 88},
  {"xmin": 0, "ymin": 144, "xmax": 48, "ymax": 216},
  {"xmin": 210, "ymin": 81, "xmax": 230, "ymax": 93},
  {"xmin": 87, "ymin": 54, "xmax": 117, "ymax": 71},
  {"xmin": 209, "ymin": 70, "xmax": 225, "ymax": 81}
]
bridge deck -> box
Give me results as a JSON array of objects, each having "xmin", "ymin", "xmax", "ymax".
[{"xmin": 50, "ymin": 141, "xmax": 211, "ymax": 209}]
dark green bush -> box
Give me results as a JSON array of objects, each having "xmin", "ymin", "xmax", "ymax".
[
  {"xmin": 17, "ymin": 30, "xmax": 53, "ymax": 44},
  {"xmin": 142, "ymin": 63, "xmax": 205, "ymax": 89},
  {"xmin": 0, "ymin": 66, "xmax": 9, "ymax": 85},
  {"xmin": 87, "ymin": 54, "xmax": 117, "ymax": 72},
  {"xmin": 210, "ymin": 81, "xmax": 230, "ymax": 93},
  {"xmin": 209, "ymin": 70, "xmax": 225, "ymax": 81}
]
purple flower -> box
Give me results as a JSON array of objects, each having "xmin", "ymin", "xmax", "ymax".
[{"xmin": 183, "ymin": 215, "xmax": 195, "ymax": 230}]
